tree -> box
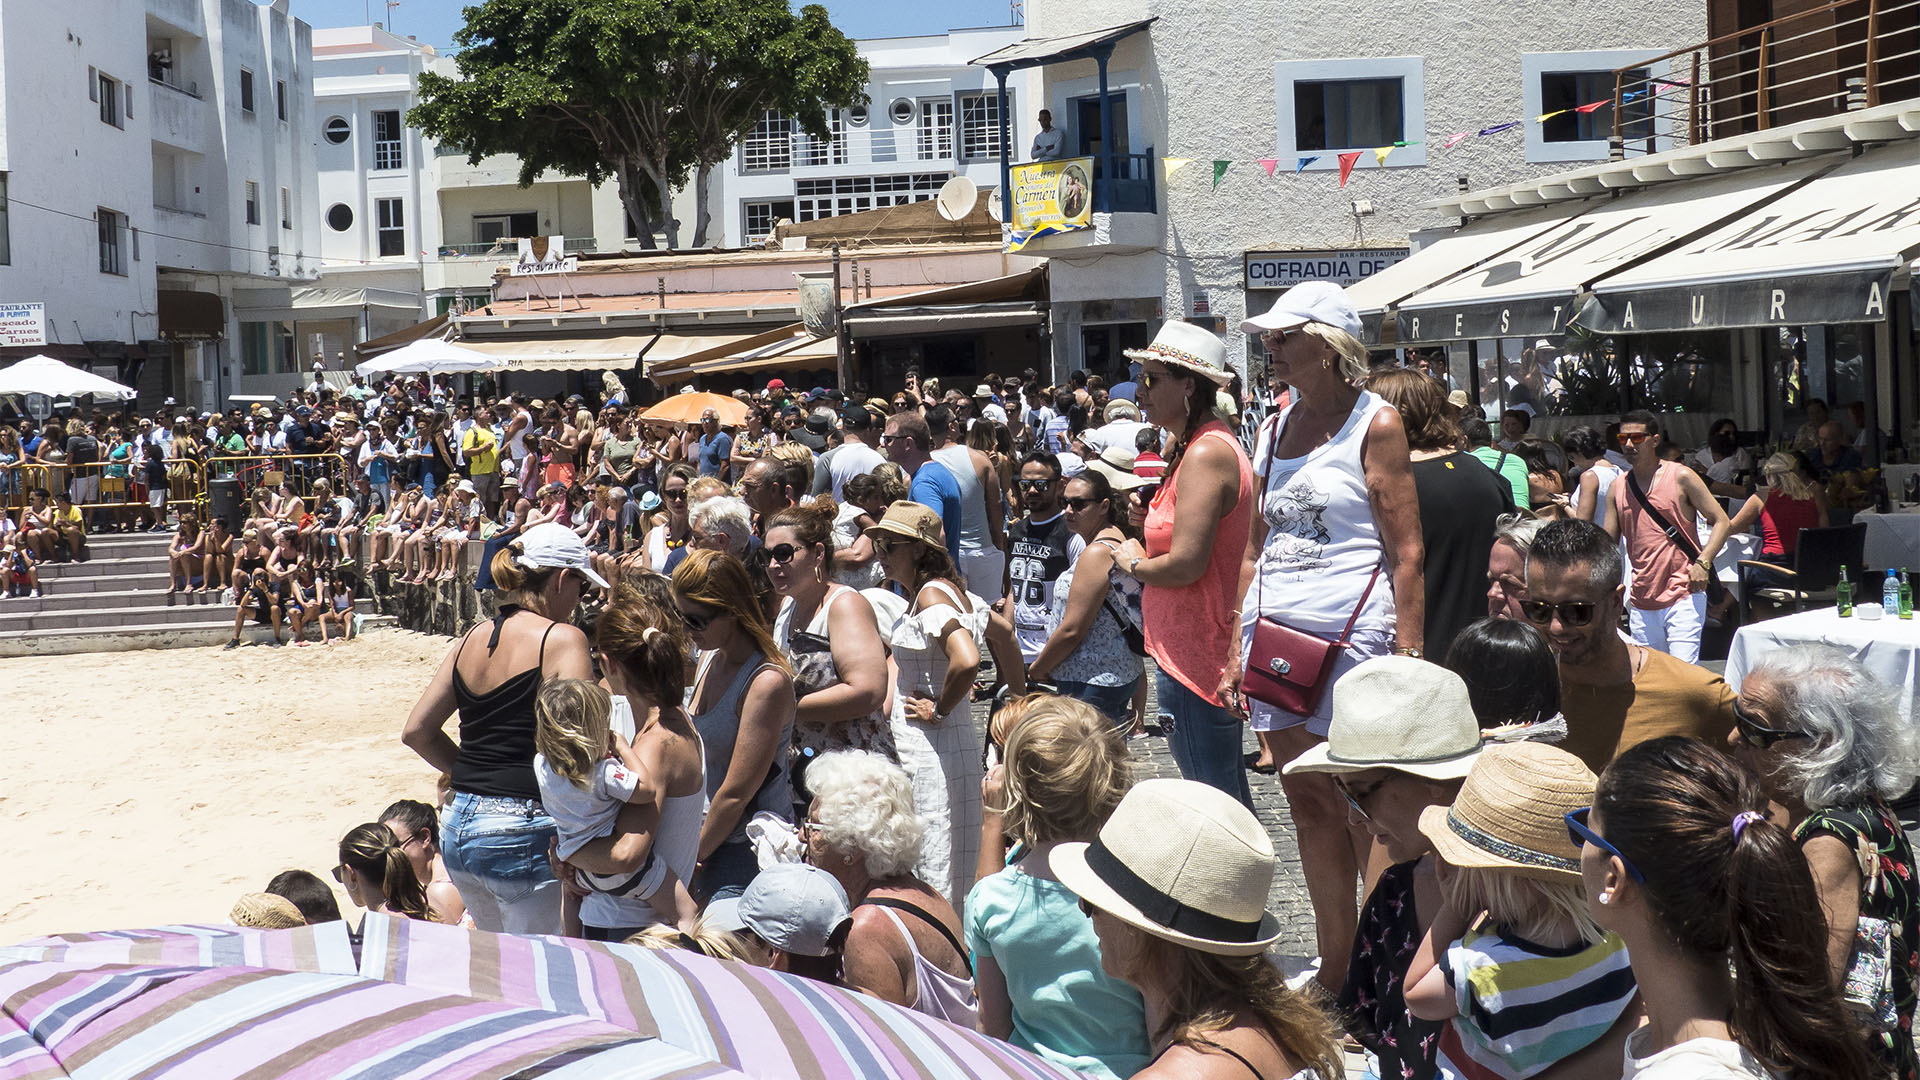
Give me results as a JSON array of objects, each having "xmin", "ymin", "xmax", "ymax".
[{"xmin": 410, "ymin": 0, "xmax": 869, "ymax": 250}]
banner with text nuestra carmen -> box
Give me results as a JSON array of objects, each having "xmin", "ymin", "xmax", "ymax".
[
  {"xmin": 509, "ymin": 236, "xmax": 577, "ymax": 277},
  {"xmin": 0, "ymin": 302, "xmax": 47, "ymax": 347},
  {"xmin": 1006, "ymin": 157, "xmax": 1094, "ymax": 252}
]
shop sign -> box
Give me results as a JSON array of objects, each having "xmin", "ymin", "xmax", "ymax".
[
  {"xmin": 0, "ymin": 302, "xmax": 47, "ymax": 347},
  {"xmin": 1007, "ymin": 157, "xmax": 1094, "ymax": 252},
  {"xmin": 509, "ymin": 236, "xmax": 577, "ymax": 276},
  {"xmin": 1244, "ymin": 249, "xmax": 1409, "ymax": 290}
]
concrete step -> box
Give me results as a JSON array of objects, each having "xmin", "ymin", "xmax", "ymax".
[
  {"xmin": 0, "ymin": 599, "xmax": 250, "ymax": 631},
  {"xmin": 2, "ymin": 586, "xmax": 225, "ymax": 613},
  {"xmin": 0, "ymin": 613, "xmax": 399, "ymax": 657},
  {"xmin": 79, "ymin": 533, "xmax": 177, "ymax": 556},
  {"xmin": 34, "ymin": 555, "xmax": 170, "ymax": 580},
  {"xmin": 37, "ymin": 572, "xmax": 173, "ymax": 594}
]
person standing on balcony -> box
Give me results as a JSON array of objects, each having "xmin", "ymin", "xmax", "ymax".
[{"xmin": 1030, "ymin": 109, "xmax": 1064, "ymax": 161}]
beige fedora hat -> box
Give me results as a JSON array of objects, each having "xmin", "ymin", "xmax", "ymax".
[
  {"xmin": 1417, "ymin": 742, "xmax": 1596, "ymax": 884},
  {"xmin": 1284, "ymin": 656, "xmax": 1484, "ymax": 780},
  {"xmin": 230, "ymin": 892, "xmax": 305, "ymax": 929},
  {"xmin": 1123, "ymin": 321, "xmax": 1233, "ymax": 386},
  {"xmin": 1051, "ymin": 778, "xmax": 1281, "ymax": 956}
]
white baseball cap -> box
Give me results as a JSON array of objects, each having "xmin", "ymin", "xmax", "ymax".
[
  {"xmin": 511, "ymin": 522, "xmax": 609, "ymax": 588},
  {"xmin": 738, "ymin": 863, "xmax": 851, "ymax": 957},
  {"xmin": 1241, "ymin": 280, "xmax": 1363, "ymax": 340}
]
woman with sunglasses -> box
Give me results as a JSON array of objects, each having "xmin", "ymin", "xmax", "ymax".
[
  {"xmin": 401, "ymin": 522, "xmax": 602, "ymax": 934},
  {"xmin": 644, "ymin": 463, "xmax": 696, "ymax": 574},
  {"xmin": 1025, "ymin": 468, "xmax": 1145, "ymax": 731},
  {"xmin": 672, "ymin": 549, "xmax": 797, "ymax": 903},
  {"xmin": 1580, "ymin": 736, "xmax": 1871, "ymax": 1080},
  {"xmin": 379, "ymin": 798, "xmax": 467, "ymax": 926},
  {"xmin": 1727, "ymin": 646, "xmax": 1919, "ymax": 1078},
  {"xmin": 335, "ymin": 822, "xmax": 432, "ymax": 921}
]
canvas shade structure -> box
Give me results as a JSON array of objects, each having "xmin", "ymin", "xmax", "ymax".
[
  {"xmin": 0, "ymin": 355, "xmax": 136, "ymax": 401},
  {"xmin": 355, "ymin": 337, "xmax": 504, "ymax": 377},
  {"xmin": 3, "ymin": 917, "xmax": 1085, "ymax": 1080},
  {"xmin": 640, "ymin": 392, "xmax": 751, "ymax": 428}
]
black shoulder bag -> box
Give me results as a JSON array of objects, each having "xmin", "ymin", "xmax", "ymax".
[{"xmin": 1624, "ymin": 469, "xmax": 1728, "ymax": 606}]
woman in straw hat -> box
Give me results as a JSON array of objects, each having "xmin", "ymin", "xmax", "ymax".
[
  {"xmin": 1025, "ymin": 466, "xmax": 1146, "ymax": 730},
  {"xmin": 1110, "ymin": 321, "xmax": 1258, "ymax": 811},
  {"xmin": 1404, "ymin": 743, "xmax": 1638, "ymax": 1079},
  {"xmin": 1052, "ymin": 778, "xmax": 1344, "ymax": 1080},
  {"xmin": 1233, "ymin": 280, "xmax": 1425, "ymax": 995}
]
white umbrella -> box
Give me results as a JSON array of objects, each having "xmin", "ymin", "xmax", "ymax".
[
  {"xmin": 0, "ymin": 354, "xmax": 137, "ymax": 401},
  {"xmin": 355, "ymin": 336, "xmax": 502, "ymax": 376}
]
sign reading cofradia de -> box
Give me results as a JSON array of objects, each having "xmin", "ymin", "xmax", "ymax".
[
  {"xmin": 0, "ymin": 303, "xmax": 48, "ymax": 347},
  {"xmin": 1244, "ymin": 249, "xmax": 1410, "ymax": 290}
]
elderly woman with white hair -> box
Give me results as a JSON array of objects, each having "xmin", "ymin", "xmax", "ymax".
[
  {"xmin": 688, "ymin": 494, "xmax": 752, "ymax": 559},
  {"xmin": 1730, "ymin": 644, "xmax": 1920, "ymax": 1079},
  {"xmin": 801, "ymin": 749, "xmax": 977, "ymax": 1027}
]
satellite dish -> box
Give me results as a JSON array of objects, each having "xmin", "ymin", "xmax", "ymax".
[
  {"xmin": 986, "ymin": 188, "xmax": 1003, "ymax": 219},
  {"xmin": 935, "ymin": 176, "xmax": 979, "ymax": 221}
]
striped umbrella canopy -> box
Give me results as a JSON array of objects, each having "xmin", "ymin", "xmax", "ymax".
[{"xmin": 4, "ymin": 918, "xmax": 1087, "ymax": 1080}]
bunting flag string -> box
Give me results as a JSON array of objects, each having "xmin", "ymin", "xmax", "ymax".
[
  {"xmin": 1257, "ymin": 157, "xmax": 1279, "ymax": 178},
  {"xmin": 1295, "ymin": 156, "xmax": 1318, "ymax": 173},
  {"xmin": 1163, "ymin": 157, "xmax": 1194, "ymax": 178},
  {"xmin": 1443, "ymin": 132, "xmax": 1471, "ymax": 150},
  {"xmin": 1211, "ymin": 160, "xmax": 1230, "ymax": 190},
  {"xmin": 1477, "ymin": 121, "xmax": 1523, "ymax": 137},
  {"xmin": 1372, "ymin": 145, "xmax": 1395, "ymax": 165},
  {"xmin": 1337, "ymin": 151, "xmax": 1362, "ymax": 188}
]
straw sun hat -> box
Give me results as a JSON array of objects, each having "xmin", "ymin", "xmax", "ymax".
[
  {"xmin": 1123, "ymin": 322, "xmax": 1233, "ymax": 387},
  {"xmin": 230, "ymin": 892, "xmax": 305, "ymax": 929},
  {"xmin": 864, "ymin": 501, "xmax": 945, "ymax": 551},
  {"xmin": 1417, "ymin": 743, "xmax": 1596, "ymax": 884},
  {"xmin": 1051, "ymin": 778, "xmax": 1282, "ymax": 957},
  {"xmin": 1284, "ymin": 656, "xmax": 1485, "ymax": 780}
]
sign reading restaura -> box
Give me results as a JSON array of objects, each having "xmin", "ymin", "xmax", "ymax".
[
  {"xmin": 1007, "ymin": 157, "xmax": 1094, "ymax": 252},
  {"xmin": 509, "ymin": 236, "xmax": 578, "ymax": 277},
  {"xmin": 0, "ymin": 302, "xmax": 47, "ymax": 347},
  {"xmin": 1244, "ymin": 249, "xmax": 1410, "ymax": 290}
]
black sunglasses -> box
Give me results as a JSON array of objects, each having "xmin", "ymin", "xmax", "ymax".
[
  {"xmin": 1017, "ymin": 477, "xmax": 1053, "ymax": 490},
  {"xmin": 1063, "ymin": 496, "xmax": 1097, "ymax": 511},
  {"xmin": 664, "ymin": 488, "xmax": 688, "ymax": 501},
  {"xmin": 766, "ymin": 542, "xmax": 800, "ymax": 564},
  {"xmin": 1333, "ymin": 775, "xmax": 1386, "ymax": 823},
  {"xmin": 1732, "ymin": 698, "xmax": 1814, "ymax": 750},
  {"xmin": 1520, "ymin": 598, "xmax": 1597, "ymax": 627},
  {"xmin": 678, "ymin": 605, "xmax": 718, "ymax": 633}
]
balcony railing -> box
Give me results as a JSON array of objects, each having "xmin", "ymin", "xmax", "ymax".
[
  {"xmin": 743, "ymin": 123, "xmax": 1004, "ymax": 174},
  {"xmin": 1609, "ymin": 0, "xmax": 1920, "ymax": 156},
  {"xmin": 1099, "ymin": 149, "xmax": 1158, "ymax": 214},
  {"xmin": 436, "ymin": 238, "xmax": 598, "ymax": 258}
]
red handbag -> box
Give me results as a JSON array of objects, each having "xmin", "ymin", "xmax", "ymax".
[{"xmin": 1242, "ymin": 565, "xmax": 1381, "ymax": 715}]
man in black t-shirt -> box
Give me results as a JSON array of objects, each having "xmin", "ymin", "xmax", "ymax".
[
  {"xmin": 1002, "ymin": 450, "xmax": 1078, "ymax": 670},
  {"xmin": 64, "ymin": 421, "xmax": 101, "ymax": 514}
]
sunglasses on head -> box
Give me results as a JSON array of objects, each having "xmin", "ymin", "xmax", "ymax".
[
  {"xmin": 1520, "ymin": 598, "xmax": 1597, "ymax": 627},
  {"xmin": 1565, "ymin": 807, "xmax": 1645, "ymax": 882},
  {"xmin": 1733, "ymin": 698, "xmax": 1814, "ymax": 750},
  {"xmin": 766, "ymin": 542, "xmax": 800, "ymax": 564}
]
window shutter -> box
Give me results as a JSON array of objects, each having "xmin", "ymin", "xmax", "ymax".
[{"xmin": 88, "ymin": 67, "xmax": 98, "ymax": 102}]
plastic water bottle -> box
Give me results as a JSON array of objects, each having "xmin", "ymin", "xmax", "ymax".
[
  {"xmin": 1837, "ymin": 566, "xmax": 1854, "ymax": 616},
  {"xmin": 1901, "ymin": 569, "xmax": 1913, "ymax": 620},
  {"xmin": 1886, "ymin": 570, "xmax": 1901, "ymax": 615}
]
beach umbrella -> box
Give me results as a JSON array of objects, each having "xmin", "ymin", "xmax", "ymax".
[
  {"xmin": 355, "ymin": 337, "xmax": 503, "ymax": 377},
  {"xmin": 4, "ymin": 917, "xmax": 1086, "ymax": 1080},
  {"xmin": 639, "ymin": 392, "xmax": 750, "ymax": 428},
  {"xmin": 0, "ymin": 354, "xmax": 137, "ymax": 401}
]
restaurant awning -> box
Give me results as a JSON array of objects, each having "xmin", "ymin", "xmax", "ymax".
[
  {"xmin": 1577, "ymin": 145, "xmax": 1920, "ymax": 333},
  {"xmin": 647, "ymin": 324, "xmax": 837, "ymax": 385},
  {"xmin": 231, "ymin": 286, "xmax": 420, "ymax": 323},
  {"xmin": 157, "ymin": 289, "xmax": 225, "ymax": 341},
  {"xmin": 454, "ymin": 334, "xmax": 659, "ymax": 373},
  {"xmin": 354, "ymin": 313, "xmax": 450, "ymax": 361},
  {"xmin": 1393, "ymin": 158, "xmax": 1831, "ymax": 344},
  {"xmin": 1344, "ymin": 204, "xmax": 1592, "ymax": 344},
  {"xmin": 842, "ymin": 266, "xmax": 1048, "ymax": 339}
]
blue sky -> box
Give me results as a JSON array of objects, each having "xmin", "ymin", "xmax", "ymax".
[{"xmin": 296, "ymin": 0, "xmax": 1023, "ymax": 51}]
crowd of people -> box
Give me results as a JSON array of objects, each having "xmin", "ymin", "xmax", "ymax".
[{"xmin": 202, "ymin": 280, "xmax": 1915, "ymax": 1080}]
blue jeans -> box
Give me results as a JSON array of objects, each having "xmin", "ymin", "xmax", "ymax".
[
  {"xmin": 440, "ymin": 791, "xmax": 561, "ymax": 935},
  {"xmin": 1156, "ymin": 670, "xmax": 1252, "ymax": 809},
  {"xmin": 1056, "ymin": 677, "xmax": 1140, "ymax": 732}
]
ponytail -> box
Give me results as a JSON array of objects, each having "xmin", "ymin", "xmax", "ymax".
[{"xmin": 338, "ymin": 822, "xmax": 430, "ymax": 921}]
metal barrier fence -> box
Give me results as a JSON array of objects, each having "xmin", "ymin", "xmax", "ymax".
[{"xmin": 0, "ymin": 453, "xmax": 351, "ymax": 526}]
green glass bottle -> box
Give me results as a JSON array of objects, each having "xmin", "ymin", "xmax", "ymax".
[
  {"xmin": 1900, "ymin": 568, "xmax": 1913, "ymax": 620},
  {"xmin": 1837, "ymin": 565, "xmax": 1853, "ymax": 617}
]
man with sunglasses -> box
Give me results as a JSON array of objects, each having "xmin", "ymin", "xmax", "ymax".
[
  {"xmin": 1602, "ymin": 410, "xmax": 1732, "ymax": 665},
  {"xmin": 1525, "ymin": 519, "xmax": 1735, "ymax": 772},
  {"xmin": 1002, "ymin": 450, "xmax": 1079, "ymax": 674},
  {"xmin": 882, "ymin": 411, "xmax": 962, "ymax": 563}
]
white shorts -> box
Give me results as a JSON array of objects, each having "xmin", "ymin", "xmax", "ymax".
[
  {"xmin": 148, "ymin": 488, "xmax": 168, "ymax": 509},
  {"xmin": 69, "ymin": 474, "xmax": 99, "ymax": 505}
]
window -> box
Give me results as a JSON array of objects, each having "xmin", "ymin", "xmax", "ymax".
[
  {"xmin": 326, "ymin": 203, "xmax": 353, "ymax": 231},
  {"xmin": 796, "ymin": 110, "xmax": 847, "ymax": 167},
  {"xmin": 958, "ymin": 92, "xmax": 1007, "ymax": 162},
  {"xmin": 244, "ymin": 181, "xmax": 259, "ymax": 226},
  {"xmin": 323, "ymin": 116, "xmax": 350, "ymax": 144},
  {"xmin": 98, "ymin": 72, "xmax": 122, "ymax": 127},
  {"xmin": 279, "ymin": 187, "xmax": 290, "ymax": 229},
  {"xmin": 239, "ymin": 68, "xmax": 254, "ymax": 113},
  {"xmin": 794, "ymin": 173, "xmax": 947, "ymax": 222},
  {"xmin": 472, "ymin": 212, "xmax": 537, "ymax": 244},
  {"xmin": 743, "ymin": 199, "xmax": 796, "ymax": 244},
  {"xmin": 0, "ymin": 173, "xmax": 10, "ymax": 265},
  {"xmin": 917, "ymin": 100, "xmax": 954, "ymax": 160},
  {"xmin": 1521, "ymin": 52, "xmax": 1668, "ymax": 163},
  {"xmin": 376, "ymin": 197, "xmax": 405, "ymax": 256},
  {"xmin": 741, "ymin": 110, "xmax": 792, "ymax": 173},
  {"xmin": 97, "ymin": 208, "xmax": 126, "ymax": 275},
  {"xmin": 1274, "ymin": 57, "xmax": 1427, "ymax": 170},
  {"xmin": 372, "ymin": 110, "xmax": 403, "ymax": 169},
  {"xmin": 275, "ymin": 79, "xmax": 287, "ymax": 121},
  {"xmin": 242, "ymin": 321, "xmax": 296, "ymax": 375}
]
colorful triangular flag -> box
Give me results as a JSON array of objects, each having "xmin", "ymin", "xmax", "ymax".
[
  {"xmin": 1296, "ymin": 156, "xmax": 1319, "ymax": 173},
  {"xmin": 1575, "ymin": 99, "xmax": 1610, "ymax": 114},
  {"xmin": 1337, "ymin": 151, "xmax": 1362, "ymax": 188},
  {"xmin": 1535, "ymin": 109, "xmax": 1568, "ymax": 124},
  {"xmin": 1257, "ymin": 157, "xmax": 1279, "ymax": 178},
  {"xmin": 1163, "ymin": 157, "xmax": 1194, "ymax": 177},
  {"xmin": 1477, "ymin": 121, "xmax": 1522, "ymax": 137},
  {"xmin": 1212, "ymin": 160, "xmax": 1230, "ymax": 190},
  {"xmin": 1442, "ymin": 132, "xmax": 1471, "ymax": 149},
  {"xmin": 1375, "ymin": 145, "xmax": 1397, "ymax": 165}
]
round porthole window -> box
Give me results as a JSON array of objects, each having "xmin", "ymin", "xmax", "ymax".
[
  {"xmin": 326, "ymin": 203, "xmax": 353, "ymax": 231},
  {"xmin": 323, "ymin": 116, "xmax": 351, "ymax": 144},
  {"xmin": 888, "ymin": 97, "xmax": 914, "ymax": 125},
  {"xmin": 847, "ymin": 104, "xmax": 869, "ymax": 126}
]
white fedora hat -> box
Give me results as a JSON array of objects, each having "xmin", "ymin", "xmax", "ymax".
[
  {"xmin": 1051, "ymin": 778, "xmax": 1281, "ymax": 956},
  {"xmin": 1123, "ymin": 321, "xmax": 1233, "ymax": 386},
  {"xmin": 1283, "ymin": 656, "xmax": 1485, "ymax": 780}
]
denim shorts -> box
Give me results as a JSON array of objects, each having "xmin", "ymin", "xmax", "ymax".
[
  {"xmin": 1055, "ymin": 677, "xmax": 1140, "ymax": 731},
  {"xmin": 440, "ymin": 791, "xmax": 561, "ymax": 935}
]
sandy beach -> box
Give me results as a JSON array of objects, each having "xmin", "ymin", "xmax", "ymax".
[{"xmin": 2, "ymin": 629, "xmax": 453, "ymax": 942}]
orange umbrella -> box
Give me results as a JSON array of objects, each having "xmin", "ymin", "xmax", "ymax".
[{"xmin": 639, "ymin": 391, "xmax": 750, "ymax": 427}]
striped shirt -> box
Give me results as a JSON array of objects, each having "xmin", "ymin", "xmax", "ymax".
[{"xmin": 1439, "ymin": 926, "xmax": 1636, "ymax": 1080}]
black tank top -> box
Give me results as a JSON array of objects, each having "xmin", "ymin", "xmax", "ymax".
[{"xmin": 449, "ymin": 605, "xmax": 554, "ymax": 800}]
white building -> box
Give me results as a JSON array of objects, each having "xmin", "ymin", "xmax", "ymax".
[
  {"xmin": 709, "ymin": 26, "xmax": 1038, "ymax": 249},
  {"xmin": 0, "ymin": 0, "xmax": 318, "ymax": 411},
  {"xmin": 992, "ymin": 0, "xmax": 1707, "ymax": 379}
]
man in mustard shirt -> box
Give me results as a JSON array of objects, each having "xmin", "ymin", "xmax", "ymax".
[{"xmin": 462, "ymin": 406, "xmax": 502, "ymax": 516}]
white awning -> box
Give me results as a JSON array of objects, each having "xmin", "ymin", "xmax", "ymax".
[
  {"xmin": 455, "ymin": 335, "xmax": 657, "ymax": 373},
  {"xmin": 232, "ymin": 286, "xmax": 420, "ymax": 323},
  {"xmin": 1579, "ymin": 144, "xmax": 1920, "ymax": 333},
  {"xmin": 1394, "ymin": 157, "xmax": 1832, "ymax": 344},
  {"xmin": 649, "ymin": 326, "xmax": 838, "ymax": 385}
]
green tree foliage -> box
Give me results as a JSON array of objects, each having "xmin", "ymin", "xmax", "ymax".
[{"xmin": 410, "ymin": 0, "xmax": 868, "ymax": 249}]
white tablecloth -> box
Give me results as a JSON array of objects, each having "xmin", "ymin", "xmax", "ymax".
[
  {"xmin": 1857, "ymin": 510, "xmax": 1920, "ymax": 571},
  {"xmin": 1727, "ymin": 606, "xmax": 1920, "ymax": 723}
]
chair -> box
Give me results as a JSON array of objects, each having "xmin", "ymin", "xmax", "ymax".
[{"xmin": 1736, "ymin": 522, "xmax": 1867, "ymax": 624}]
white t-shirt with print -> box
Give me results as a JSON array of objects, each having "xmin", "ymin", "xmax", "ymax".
[{"xmin": 534, "ymin": 753, "xmax": 640, "ymax": 860}]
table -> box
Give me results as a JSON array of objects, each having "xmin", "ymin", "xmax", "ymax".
[
  {"xmin": 1727, "ymin": 606, "xmax": 1920, "ymax": 723},
  {"xmin": 1856, "ymin": 509, "xmax": 1920, "ymax": 571},
  {"xmin": 1883, "ymin": 463, "xmax": 1920, "ymax": 501}
]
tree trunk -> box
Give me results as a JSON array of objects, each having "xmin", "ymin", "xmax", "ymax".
[
  {"xmin": 615, "ymin": 162, "xmax": 657, "ymax": 250},
  {"xmin": 649, "ymin": 153, "xmax": 680, "ymax": 249},
  {"xmin": 691, "ymin": 163, "xmax": 714, "ymax": 248}
]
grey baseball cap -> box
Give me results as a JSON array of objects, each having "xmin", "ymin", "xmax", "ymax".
[{"xmin": 738, "ymin": 864, "xmax": 850, "ymax": 957}]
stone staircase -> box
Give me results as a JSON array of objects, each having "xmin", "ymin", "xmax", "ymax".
[{"xmin": 0, "ymin": 531, "xmax": 394, "ymax": 657}]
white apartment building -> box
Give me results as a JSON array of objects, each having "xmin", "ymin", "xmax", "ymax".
[
  {"xmin": 711, "ymin": 26, "xmax": 1037, "ymax": 249},
  {"xmin": 0, "ymin": 0, "xmax": 317, "ymax": 411},
  {"xmin": 997, "ymin": 0, "xmax": 1707, "ymax": 378}
]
